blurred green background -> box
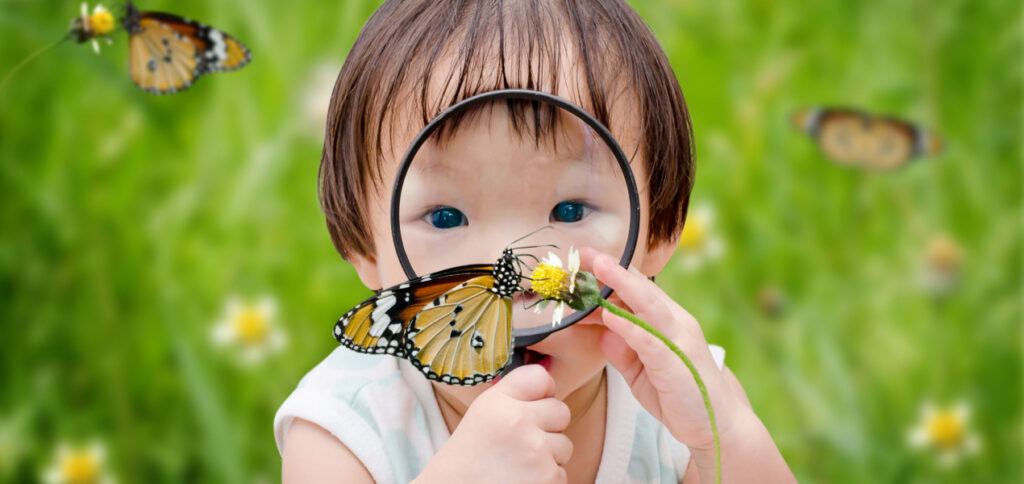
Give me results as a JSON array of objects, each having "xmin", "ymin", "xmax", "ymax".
[{"xmin": 0, "ymin": 0, "xmax": 1020, "ymax": 482}]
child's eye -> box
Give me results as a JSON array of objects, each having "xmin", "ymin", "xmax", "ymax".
[
  {"xmin": 550, "ymin": 201, "xmax": 588, "ymax": 223},
  {"xmin": 429, "ymin": 206, "xmax": 467, "ymax": 229}
]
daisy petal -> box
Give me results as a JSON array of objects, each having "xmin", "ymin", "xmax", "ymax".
[
  {"xmin": 551, "ymin": 302, "xmax": 565, "ymax": 327},
  {"xmin": 546, "ymin": 251, "xmax": 563, "ymax": 268}
]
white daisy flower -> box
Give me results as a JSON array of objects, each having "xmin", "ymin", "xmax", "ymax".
[
  {"xmin": 676, "ymin": 203, "xmax": 725, "ymax": 272},
  {"xmin": 907, "ymin": 401, "xmax": 981, "ymax": 467},
  {"xmin": 42, "ymin": 440, "xmax": 114, "ymax": 484},
  {"xmin": 76, "ymin": 3, "xmax": 114, "ymax": 53},
  {"xmin": 211, "ymin": 295, "xmax": 287, "ymax": 365},
  {"xmin": 531, "ymin": 247, "xmax": 581, "ymax": 326}
]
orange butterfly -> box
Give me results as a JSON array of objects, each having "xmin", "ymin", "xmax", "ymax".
[
  {"xmin": 121, "ymin": 2, "xmax": 251, "ymax": 94},
  {"xmin": 334, "ymin": 249, "xmax": 527, "ymax": 386},
  {"xmin": 792, "ymin": 107, "xmax": 944, "ymax": 170},
  {"xmin": 68, "ymin": 2, "xmax": 251, "ymax": 94}
]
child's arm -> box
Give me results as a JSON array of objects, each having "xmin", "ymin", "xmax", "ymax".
[
  {"xmin": 585, "ymin": 249, "xmax": 797, "ymax": 483},
  {"xmin": 281, "ymin": 418, "xmax": 375, "ymax": 483}
]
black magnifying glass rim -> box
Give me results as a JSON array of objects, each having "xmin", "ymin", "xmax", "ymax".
[{"xmin": 389, "ymin": 88, "xmax": 641, "ymax": 348}]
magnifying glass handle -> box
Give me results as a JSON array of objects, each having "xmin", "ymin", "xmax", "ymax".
[{"xmin": 500, "ymin": 348, "xmax": 527, "ymax": 377}]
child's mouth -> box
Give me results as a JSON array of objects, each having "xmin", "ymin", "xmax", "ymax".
[{"xmin": 521, "ymin": 348, "xmax": 552, "ymax": 371}]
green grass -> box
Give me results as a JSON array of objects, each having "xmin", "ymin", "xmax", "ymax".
[{"xmin": 0, "ymin": 0, "xmax": 1020, "ymax": 482}]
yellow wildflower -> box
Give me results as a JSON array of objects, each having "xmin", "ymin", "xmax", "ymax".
[
  {"xmin": 42, "ymin": 441, "xmax": 113, "ymax": 484},
  {"xmin": 211, "ymin": 295, "xmax": 287, "ymax": 365},
  {"xmin": 87, "ymin": 5, "xmax": 115, "ymax": 36},
  {"xmin": 73, "ymin": 3, "xmax": 115, "ymax": 53},
  {"xmin": 677, "ymin": 204, "xmax": 724, "ymax": 272},
  {"xmin": 908, "ymin": 401, "xmax": 981, "ymax": 467},
  {"xmin": 530, "ymin": 248, "xmax": 581, "ymax": 326}
]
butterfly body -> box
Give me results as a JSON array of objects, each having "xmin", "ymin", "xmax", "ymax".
[
  {"xmin": 120, "ymin": 1, "xmax": 251, "ymax": 94},
  {"xmin": 793, "ymin": 107, "xmax": 943, "ymax": 170},
  {"xmin": 334, "ymin": 249, "xmax": 524, "ymax": 385}
]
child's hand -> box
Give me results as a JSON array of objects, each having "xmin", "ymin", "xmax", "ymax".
[
  {"xmin": 415, "ymin": 365, "xmax": 572, "ymax": 484},
  {"xmin": 582, "ymin": 248, "xmax": 746, "ymax": 451}
]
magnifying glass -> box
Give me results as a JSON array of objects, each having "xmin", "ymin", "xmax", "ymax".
[{"xmin": 389, "ymin": 89, "xmax": 640, "ymax": 382}]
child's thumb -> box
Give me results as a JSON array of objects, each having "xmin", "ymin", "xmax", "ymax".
[{"xmin": 493, "ymin": 364, "xmax": 556, "ymax": 401}]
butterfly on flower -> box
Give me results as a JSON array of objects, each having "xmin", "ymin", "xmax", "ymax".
[
  {"xmin": 68, "ymin": 2, "xmax": 251, "ymax": 94},
  {"xmin": 334, "ymin": 248, "xmax": 529, "ymax": 386},
  {"xmin": 792, "ymin": 107, "xmax": 944, "ymax": 170}
]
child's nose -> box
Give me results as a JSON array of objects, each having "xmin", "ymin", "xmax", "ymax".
[{"xmin": 473, "ymin": 223, "xmax": 548, "ymax": 261}]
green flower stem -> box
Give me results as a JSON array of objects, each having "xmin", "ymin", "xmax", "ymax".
[{"xmin": 597, "ymin": 298, "xmax": 721, "ymax": 484}]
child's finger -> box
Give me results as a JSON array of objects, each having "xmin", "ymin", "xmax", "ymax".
[
  {"xmin": 530, "ymin": 397, "xmax": 571, "ymax": 432},
  {"xmin": 495, "ymin": 364, "xmax": 556, "ymax": 401},
  {"xmin": 547, "ymin": 432, "xmax": 574, "ymax": 466},
  {"xmin": 598, "ymin": 327, "xmax": 644, "ymax": 383},
  {"xmin": 591, "ymin": 252, "xmax": 680, "ymax": 339},
  {"xmin": 586, "ymin": 248, "xmax": 706, "ymax": 343},
  {"xmin": 600, "ymin": 304, "xmax": 686, "ymax": 379},
  {"xmin": 577, "ymin": 246, "xmax": 603, "ymax": 270}
]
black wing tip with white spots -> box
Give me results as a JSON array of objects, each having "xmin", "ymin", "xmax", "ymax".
[
  {"xmin": 407, "ymin": 356, "xmax": 503, "ymax": 386},
  {"xmin": 209, "ymin": 46, "xmax": 252, "ymax": 73}
]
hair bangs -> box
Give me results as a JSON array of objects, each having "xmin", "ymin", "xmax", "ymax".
[{"xmin": 321, "ymin": 0, "xmax": 694, "ymax": 258}]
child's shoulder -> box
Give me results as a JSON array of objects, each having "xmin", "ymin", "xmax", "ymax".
[
  {"xmin": 293, "ymin": 346, "xmax": 408, "ymax": 400},
  {"xmin": 274, "ymin": 348, "xmax": 443, "ymax": 483}
]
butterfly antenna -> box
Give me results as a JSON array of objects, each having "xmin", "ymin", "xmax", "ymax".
[
  {"xmin": 0, "ymin": 37, "xmax": 66, "ymax": 96},
  {"xmin": 509, "ymin": 243, "xmax": 559, "ymax": 252},
  {"xmin": 515, "ymin": 253, "xmax": 541, "ymax": 264},
  {"xmin": 513, "ymin": 257, "xmax": 540, "ymax": 280},
  {"xmin": 508, "ymin": 225, "xmax": 554, "ymax": 246}
]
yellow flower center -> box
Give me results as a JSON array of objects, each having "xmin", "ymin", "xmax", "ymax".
[
  {"xmin": 60, "ymin": 451, "xmax": 99, "ymax": 484},
  {"xmin": 679, "ymin": 216, "xmax": 706, "ymax": 251},
  {"xmin": 531, "ymin": 263, "xmax": 569, "ymax": 300},
  {"xmin": 232, "ymin": 306, "xmax": 269, "ymax": 345},
  {"xmin": 88, "ymin": 10, "xmax": 115, "ymax": 36},
  {"xmin": 927, "ymin": 236, "xmax": 961, "ymax": 272},
  {"xmin": 926, "ymin": 410, "xmax": 965, "ymax": 450}
]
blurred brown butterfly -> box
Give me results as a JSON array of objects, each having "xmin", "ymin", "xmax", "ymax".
[
  {"xmin": 68, "ymin": 2, "xmax": 251, "ymax": 94},
  {"xmin": 121, "ymin": 2, "xmax": 250, "ymax": 94},
  {"xmin": 792, "ymin": 108, "xmax": 944, "ymax": 170}
]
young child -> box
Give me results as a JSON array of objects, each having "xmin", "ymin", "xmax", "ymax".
[{"xmin": 275, "ymin": 1, "xmax": 796, "ymax": 482}]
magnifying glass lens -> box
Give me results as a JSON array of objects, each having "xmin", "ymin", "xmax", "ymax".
[
  {"xmin": 400, "ymin": 103, "xmax": 631, "ymax": 326},
  {"xmin": 333, "ymin": 92, "xmax": 639, "ymax": 386}
]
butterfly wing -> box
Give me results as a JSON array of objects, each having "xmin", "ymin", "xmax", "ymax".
[
  {"xmin": 333, "ymin": 265, "xmax": 493, "ymax": 356},
  {"xmin": 798, "ymin": 107, "xmax": 943, "ymax": 170},
  {"xmin": 140, "ymin": 12, "xmax": 252, "ymax": 73},
  {"xmin": 127, "ymin": 17, "xmax": 202, "ymax": 94},
  {"xmin": 122, "ymin": 2, "xmax": 250, "ymax": 94},
  {"xmin": 816, "ymin": 109, "xmax": 869, "ymax": 165},
  {"xmin": 862, "ymin": 118, "xmax": 916, "ymax": 169},
  {"xmin": 405, "ymin": 276, "xmax": 514, "ymax": 385}
]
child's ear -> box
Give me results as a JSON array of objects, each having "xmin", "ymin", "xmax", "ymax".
[
  {"xmin": 637, "ymin": 235, "xmax": 680, "ymax": 277},
  {"xmin": 347, "ymin": 253, "xmax": 382, "ymax": 290}
]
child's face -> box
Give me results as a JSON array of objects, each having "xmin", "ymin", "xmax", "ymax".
[{"xmin": 350, "ymin": 101, "xmax": 676, "ymax": 405}]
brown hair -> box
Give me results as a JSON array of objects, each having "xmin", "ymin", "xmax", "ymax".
[{"xmin": 320, "ymin": 0, "xmax": 694, "ymax": 259}]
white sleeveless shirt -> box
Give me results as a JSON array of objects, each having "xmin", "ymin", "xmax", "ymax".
[{"xmin": 275, "ymin": 345, "xmax": 725, "ymax": 483}]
